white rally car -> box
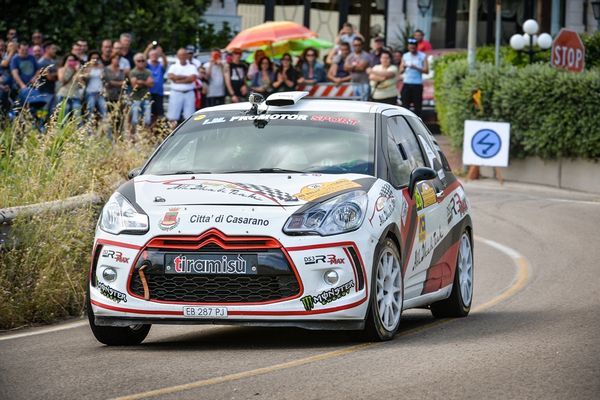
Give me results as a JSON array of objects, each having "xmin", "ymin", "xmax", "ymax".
[{"xmin": 88, "ymin": 92, "xmax": 473, "ymax": 345}]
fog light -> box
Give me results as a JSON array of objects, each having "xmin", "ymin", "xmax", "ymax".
[
  {"xmin": 324, "ymin": 270, "xmax": 339, "ymax": 285},
  {"xmin": 102, "ymin": 267, "xmax": 117, "ymax": 282}
]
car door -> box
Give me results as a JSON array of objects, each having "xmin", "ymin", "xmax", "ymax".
[{"xmin": 382, "ymin": 112, "xmax": 442, "ymax": 300}]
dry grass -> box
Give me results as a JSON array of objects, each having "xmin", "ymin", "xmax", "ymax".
[{"xmin": 0, "ymin": 85, "xmax": 170, "ymax": 329}]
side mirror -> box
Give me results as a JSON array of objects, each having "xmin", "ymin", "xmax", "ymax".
[
  {"xmin": 408, "ymin": 167, "xmax": 437, "ymax": 198},
  {"xmin": 127, "ymin": 167, "xmax": 142, "ymax": 180}
]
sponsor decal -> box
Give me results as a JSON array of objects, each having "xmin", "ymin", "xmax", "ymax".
[
  {"xmin": 414, "ymin": 189, "xmax": 424, "ymax": 211},
  {"xmin": 166, "ymin": 181, "xmax": 297, "ymax": 203},
  {"xmin": 418, "ymin": 215, "xmax": 426, "ymax": 243},
  {"xmin": 413, "ymin": 225, "xmax": 444, "ymax": 270},
  {"xmin": 446, "ymin": 192, "xmax": 469, "ymax": 224},
  {"xmin": 189, "ymin": 214, "xmax": 270, "ymax": 226},
  {"xmin": 368, "ymin": 184, "xmax": 396, "ymax": 226},
  {"xmin": 310, "ymin": 115, "xmax": 359, "ymax": 125},
  {"xmin": 169, "ymin": 254, "xmax": 249, "ymax": 274},
  {"xmin": 101, "ymin": 249, "xmax": 130, "ymax": 264},
  {"xmin": 97, "ymin": 282, "xmax": 127, "ymax": 303},
  {"xmin": 193, "ymin": 114, "xmax": 206, "ymax": 121},
  {"xmin": 418, "ymin": 182, "xmax": 436, "ymax": 209},
  {"xmin": 400, "ymin": 196, "xmax": 409, "ymax": 226},
  {"xmin": 300, "ymin": 280, "xmax": 355, "ymax": 311},
  {"xmin": 159, "ymin": 208, "xmax": 180, "ymax": 231},
  {"xmin": 304, "ymin": 254, "xmax": 345, "ymax": 265},
  {"xmin": 295, "ymin": 179, "xmax": 361, "ymax": 202}
]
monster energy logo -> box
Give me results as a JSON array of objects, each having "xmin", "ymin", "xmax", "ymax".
[{"xmin": 300, "ymin": 281, "xmax": 355, "ymax": 311}]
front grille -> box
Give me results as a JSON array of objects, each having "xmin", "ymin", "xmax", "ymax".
[{"xmin": 130, "ymin": 274, "xmax": 300, "ymax": 303}]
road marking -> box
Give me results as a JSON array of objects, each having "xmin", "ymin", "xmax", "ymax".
[
  {"xmin": 110, "ymin": 236, "xmax": 531, "ymax": 400},
  {"xmin": 0, "ymin": 320, "xmax": 86, "ymax": 342}
]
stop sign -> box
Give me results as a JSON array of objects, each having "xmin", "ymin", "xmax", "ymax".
[{"xmin": 551, "ymin": 29, "xmax": 585, "ymax": 73}]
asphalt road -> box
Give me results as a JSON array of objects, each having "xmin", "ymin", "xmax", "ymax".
[{"xmin": 1, "ymin": 180, "xmax": 599, "ymax": 400}]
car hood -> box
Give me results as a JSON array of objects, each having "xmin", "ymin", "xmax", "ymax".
[{"xmin": 132, "ymin": 173, "xmax": 376, "ymax": 209}]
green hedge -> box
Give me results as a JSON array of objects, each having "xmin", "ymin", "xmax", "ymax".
[{"xmin": 434, "ymin": 58, "xmax": 600, "ymax": 160}]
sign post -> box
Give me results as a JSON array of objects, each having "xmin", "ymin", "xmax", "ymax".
[
  {"xmin": 463, "ymin": 120, "xmax": 511, "ymax": 183},
  {"xmin": 551, "ymin": 29, "xmax": 585, "ymax": 73}
]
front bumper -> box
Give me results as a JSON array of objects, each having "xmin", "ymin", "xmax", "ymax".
[{"xmin": 90, "ymin": 228, "xmax": 376, "ymax": 326}]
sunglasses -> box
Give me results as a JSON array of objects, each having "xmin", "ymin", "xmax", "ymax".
[
  {"xmin": 282, "ymin": 58, "xmax": 291, "ymax": 61},
  {"xmin": 135, "ymin": 59, "xmax": 145, "ymax": 62},
  {"xmin": 306, "ymin": 53, "xmax": 315, "ymax": 57}
]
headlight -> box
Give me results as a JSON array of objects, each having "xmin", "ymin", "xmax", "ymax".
[
  {"xmin": 283, "ymin": 190, "xmax": 368, "ymax": 236},
  {"xmin": 99, "ymin": 192, "xmax": 149, "ymax": 235}
]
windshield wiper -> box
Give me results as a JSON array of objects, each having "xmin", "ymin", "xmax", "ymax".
[
  {"xmin": 223, "ymin": 168, "xmax": 304, "ymax": 174},
  {"xmin": 159, "ymin": 170, "xmax": 212, "ymax": 175}
]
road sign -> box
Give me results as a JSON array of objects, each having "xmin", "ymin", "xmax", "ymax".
[
  {"xmin": 463, "ymin": 120, "xmax": 510, "ymax": 167},
  {"xmin": 551, "ymin": 29, "xmax": 585, "ymax": 73}
]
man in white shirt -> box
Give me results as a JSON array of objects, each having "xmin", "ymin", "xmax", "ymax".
[{"xmin": 167, "ymin": 48, "xmax": 199, "ymax": 127}]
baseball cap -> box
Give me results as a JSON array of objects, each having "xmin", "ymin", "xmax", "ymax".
[
  {"xmin": 185, "ymin": 45, "xmax": 195, "ymax": 54},
  {"xmin": 407, "ymin": 38, "xmax": 418, "ymax": 45}
]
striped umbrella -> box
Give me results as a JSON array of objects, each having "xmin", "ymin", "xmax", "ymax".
[{"xmin": 226, "ymin": 21, "xmax": 317, "ymax": 51}]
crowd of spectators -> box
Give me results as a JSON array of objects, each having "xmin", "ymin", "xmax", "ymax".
[{"xmin": 0, "ymin": 24, "xmax": 433, "ymax": 131}]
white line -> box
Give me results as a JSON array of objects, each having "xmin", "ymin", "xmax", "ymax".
[
  {"xmin": 476, "ymin": 236, "xmax": 522, "ymax": 259},
  {"xmin": 546, "ymin": 198, "xmax": 600, "ymax": 206},
  {"xmin": 0, "ymin": 320, "xmax": 86, "ymax": 342}
]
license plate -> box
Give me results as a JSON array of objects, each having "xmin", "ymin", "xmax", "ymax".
[
  {"xmin": 182, "ymin": 306, "xmax": 228, "ymax": 318},
  {"xmin": 164, "ymin": 253, "xmax": 258, "ymax": 275}
]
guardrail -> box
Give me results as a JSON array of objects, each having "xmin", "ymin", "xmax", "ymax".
[
  {"xmin": 296, "ymin": 83, "xmax": 362, "ymax": 100},
  {"xmin": 0, "ymin": 193, "xmax": 103, "ymax": 249}
]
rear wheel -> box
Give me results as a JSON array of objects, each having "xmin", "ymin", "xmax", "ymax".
[
  {"xmin": 430, "ymin": 231, "xmax": 473, "ymax": 318},
  {"xmin": 87, "ymin": 287, "xmax": 151, "ymax": 346},
  {"xmin": 363, "ymin": 238, "xmax": 403, "ymax": 341}
]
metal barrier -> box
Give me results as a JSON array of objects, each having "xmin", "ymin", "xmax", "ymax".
[{"xmin": 296, "ymin": 83, "xmax": 362, "ymax": 100}]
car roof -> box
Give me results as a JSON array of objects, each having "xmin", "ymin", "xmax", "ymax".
[{"xmin": 195, "ymin": 99, "xmax": 418, "ymax": 117}]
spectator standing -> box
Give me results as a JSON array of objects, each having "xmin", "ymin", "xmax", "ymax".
[
  {"xmin": 392, "ymin": 49, "xmax": 403, "ymax": 67},
  {"xmin": 31, "ymin": 45, "xmax": 43, "ymax": 61},
  {"xmin": 76, "ymin": 39, "xmax": 89, "ymax": 62},
  {"xmin": 400, "ymin": 38, "xmax": 429, "ymax": 116},
  {"xmin": 129, "ymin": 53, "xmax": 154, "ymax": 131},
  {"xmin": 202, "ymin": 49, "xmax": 227, "ymax": 107},
  {"xmin": 368, "ymin": 50, "xmax": 398, "ymax": 105},
  {"xmin": 10, "ymin": 42, "xmax": 39, "ymax": 94},
  {"xmin": 272, "ymin": 53, "xmax": 297, "ymax": 92},
  {"xmin": 344, "ymin": 37, "xmax": 371, "ymax": 101},
  {"xmin": 104, "ymin": 52, "xmax": 127, "ymax": 137},
  {"xmin": 250, "ymin": 57, "xmax": 275, "ymax": 95},
  {"xmin": 247, "ymin": 49, "xmax": 266, "ymax": 81},
  {"xmin": 119, "ymin": 33, "xmax": 135, "ymax": 67},
  {"xmin": 336, "ymin": 23, "xmax": 359, "ymax": 48},
  {"xmin": 29, "ymin": 31, "xmax": 43, "ymax": 56},
  {"xmin": 37, "ymin": 42, "xmax": 58, "ymax": 115},
  {"xmin": 113, "ymin": 41, "xmax": 131, "ymax": 73},
  {"xmin": 144, "ymin": 44, "xmax": 167, "ymax": 121},
  {"xmin": 224, "ymin": 48, "xmax": 248, "ymax": 103},
  {"xmin": 327, "ymin": 41, "xmax": 352, "ymax": 85},
  {"xmin": 414, "ymin": 29, "xmax": 433, "ymax": 52},
  {"xmin": 297, "ymin": 48, "xmax": 326, "ymax": 85},
  {"xmin": 57, "ymin": 53, "xmax": 83, "ymax": 117},
  {"xmin": 100, "ymin": 40, "xmax": 113, "ymax": 66},
  {"xmin": 0, "ymin": 40, "xmax": 11, "ymax": 112},
  {"xmin": 166, "ymin": 48, "xmax": 198, "ymax": 126},
  {"xmin": 185, "ymin": 45, "xmax": 201, "ymax": 68},
  {"xmin": 82, "ymin": 50, "xmax": 107, "ymax": 119},
  {"xmin": 370, "ymin": 36, "xmax": 390, "ymax": 66}
]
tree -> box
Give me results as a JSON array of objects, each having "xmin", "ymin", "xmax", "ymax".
[{"xmin": 0, "ymin": 0, "xmax": 206, "ymax": 54}]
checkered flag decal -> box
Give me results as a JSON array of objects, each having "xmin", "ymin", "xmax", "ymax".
[
  {"xmin": 237, "ymin": 183, "xmax": 298, "ymax": 202},
  {"xmin": 379, "ymin": 184, "xmax": 393, "ymax": 198}
]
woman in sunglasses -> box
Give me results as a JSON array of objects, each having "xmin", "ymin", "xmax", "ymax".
[
  {"xmin": 296, "ymin": 47, "xmax": 325, "ymax": 85},
  {"xmin": 272, "ymin": 53, "xmax": 298, "ymax": 92}
]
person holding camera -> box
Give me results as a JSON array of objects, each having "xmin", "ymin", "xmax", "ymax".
[
  {"xmin": 82, "ymin": 50, "xmax": 107, "ymax": 118},
  {"xmin": 57, "ymin": 53, "xmax": 83, "ymax": 117},
  {"xmin": 202, "ymin": 48, "xmax": 226, "ymax": 107},
  {"xmin": 144, "ymin": 42, "xmax": 167, "ymax": 120}
]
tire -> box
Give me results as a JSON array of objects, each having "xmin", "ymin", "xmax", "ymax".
[
  {"xmin": 363, "ymin": 237, "xmax": 403, "ymax": 341},
  {"xmin": 87, "ymin": 286, "xmax": 151, "ymax": 346},
  {"xmin": 430, "ymin": 230, "xmax": 473, "ymax": 318}
]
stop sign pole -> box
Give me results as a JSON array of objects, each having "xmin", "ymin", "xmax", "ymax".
[{"xmin": 551, "ymin": 29, "xmax": 586, "ymax": 73}]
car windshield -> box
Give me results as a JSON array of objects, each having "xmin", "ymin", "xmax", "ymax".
[{"xmin": 144, "ymin": 111, "xmax": 375, "ymax": 175}]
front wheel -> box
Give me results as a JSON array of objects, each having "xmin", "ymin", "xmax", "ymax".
[
  {"xmin": 87, "ymin": 288, "xmax": 151, "ymax": 346},
  {"xmin": 430, "ymin": 230, "xmax": 473, "ymax": 318},
  {"xmin": 363, "ymin": 238, "xmax": 403, "ymax": 341}
]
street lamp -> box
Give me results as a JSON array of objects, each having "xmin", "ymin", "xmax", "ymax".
[{"xmin": 509, "ymin": 19, "xmax": 552, "ymax": 63}]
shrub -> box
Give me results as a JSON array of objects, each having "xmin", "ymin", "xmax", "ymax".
[{"xmin": 434, "ymin": 61, "xmax": 600, "ymax": 160}]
